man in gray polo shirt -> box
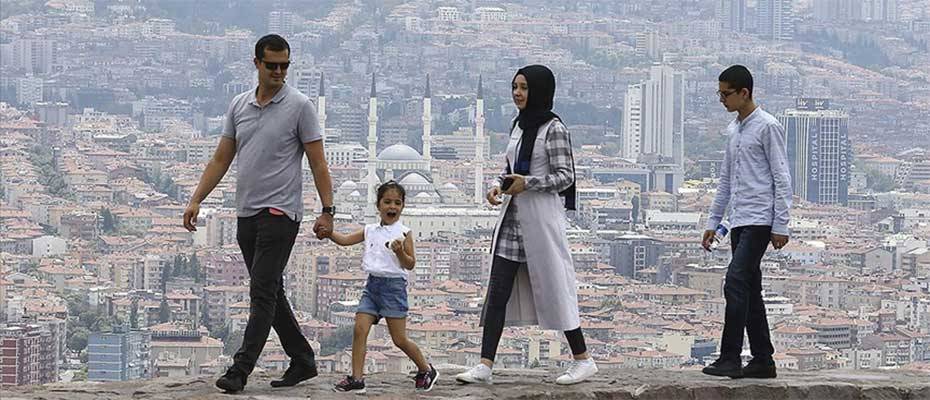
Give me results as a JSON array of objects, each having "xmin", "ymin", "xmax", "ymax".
[{"xmin": 182, "ymin": 34, "xmax": 334, "ymax": 393}]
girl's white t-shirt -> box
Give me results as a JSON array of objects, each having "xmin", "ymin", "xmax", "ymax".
[{"xmin": 362, "ymin": 221, "xmax": 411, "ymax": 279}]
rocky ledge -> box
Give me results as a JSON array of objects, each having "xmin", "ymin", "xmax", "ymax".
[{"xmin": 4, "ymin": 368, "xmax": 930, "ymax": 399}]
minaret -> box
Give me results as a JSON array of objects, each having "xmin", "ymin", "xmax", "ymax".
[
  {"xmin": 474, "ymin": 75, "xmax": 485, "ymax": 205},
  {"xmin": 366, "ymin": 74, "xmax": 378, "ymax": 221},
  {"xmin": 422, "ymin": 74, "xmax": 432, "ymax": 163},
  {"xmin": 317, "ymin": 72, "xmax": 326, "ymax": 141}
]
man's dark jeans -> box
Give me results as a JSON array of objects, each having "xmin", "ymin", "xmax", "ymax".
[
  {"xmin": 719, "ymin": 225, "xmax": 775, "ymax": 362},
  {"xmin": 232, "ymin": 209, "xmax": 314, "ymax": 374}
]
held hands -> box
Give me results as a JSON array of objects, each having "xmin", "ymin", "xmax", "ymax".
[{"xmin": 313, "ymin": 213, "xmax": 333, "ymax": 239}]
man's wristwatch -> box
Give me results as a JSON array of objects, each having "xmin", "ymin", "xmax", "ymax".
[{"xmin": 321, "ymin": 206, "xmax": 336, "ymax": 216}]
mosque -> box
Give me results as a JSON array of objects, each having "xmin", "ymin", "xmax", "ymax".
[{"xmin": 315, "ymin": 72, "xmax": 493, "ymax": 228}]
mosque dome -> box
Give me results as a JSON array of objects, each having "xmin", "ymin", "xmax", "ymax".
[
  {"xmin": 399, "ymin": 172, "xmax": 431, "ymax": 186},
  {"xmin": 339, "ymin": 180, "xmax": 358, "ymax": 191},
  {"xmin": 363, "ymin": 172, "xmax": 382, "ymax": 185},
  {"xmin": 378, "ymin": 144, "xmax": 423, "ymax": 161}
]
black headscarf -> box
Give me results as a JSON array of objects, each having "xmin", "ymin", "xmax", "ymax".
[{"xmin": 508, "ymin": 65, "xmax": 577, "ymax": 210}]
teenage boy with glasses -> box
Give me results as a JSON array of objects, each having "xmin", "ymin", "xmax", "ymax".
[{"xmin": 701, "ymin": 65, "xmax": 792, "ymax": 380}]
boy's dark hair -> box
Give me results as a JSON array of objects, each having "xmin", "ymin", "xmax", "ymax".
[
  {"xmin": 376, "ymin": 181, "xmax": 406, "ymax": 204},
  {"xmin": 719, "ymin": 65, "xmax": 753, "ymax": 97},
  {"xmin": 255, "ymin": 34, "xmax": 290, "ymax": 60}
]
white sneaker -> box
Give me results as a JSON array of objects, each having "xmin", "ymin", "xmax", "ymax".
[
  {"xmin": 556, "ymin": 358, "xmax": 598, "ymax": 385},
  {"xmin": 455, "ymin": 363, "xmax": 493, "ymax": 384}
]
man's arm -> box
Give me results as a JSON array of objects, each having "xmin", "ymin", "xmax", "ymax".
[
  {"xmin": 705, "ymin": 136, "xmax": 732, "ymax": 231},
  {"xmin": 191, "ymin": 137, "xmax": 236, "ymax": 204},
  {"xmin": 765, "ymin": 123, "xmax": 792, "ymax": 236},
  {"xmin": 183, "ymin": 137, "xmax": 236, "ymax": 231},
  {"xmin": 304, "ymin": 140, "xmax": 333, "ymax": 209}
]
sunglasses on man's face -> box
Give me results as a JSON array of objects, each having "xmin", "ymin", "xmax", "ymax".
[{"xmin": 262, "ymin": 61, "xmax": 290, "ymax": 71}]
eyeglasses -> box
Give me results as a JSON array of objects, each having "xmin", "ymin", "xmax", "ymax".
[
  {"xmin": 261, "ymin": 60, "xmax": 290, "ymax": 71},
  {"xmin": 717, "ymin": 89, "xmax": 739, "ymax": 100}
]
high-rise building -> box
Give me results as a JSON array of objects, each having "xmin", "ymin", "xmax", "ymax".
[
  {"xmin": 87, "ymin": 328, "xmax": 152, "ymax": 381},
  {"xmin": 267, "ymin": 11, "xmax": 299, "ymax": 35},
  {"xmin": 813, "ymin": 0, "xmax": 896, "ymax": 22},
  {"xmin": 635, "ymin": 31, "xmax": 660, "ymax": 59},
  {"xmin": 0, "ymin": 324, "xmax": 58, "ymax": 386},
  {"xmin": 366, "ymin": 74, "xmax": 379, "ymax": 220},
  {"xmin": 861, "ymin": 0, "xmax": 897, "ymax": 22},
  {"xmin": 608, "ymin": 234, "xmax": 665, "ymax": 279},
  {"xmin": 717, "ymin": 0, "xmax": 747, "ymax": 32},
  {"xmin": 621, "ymin": 84, "xmax": 643, "ymax": 160},
  {"xmin": 813, "ymin": 0, "xmax": 864, "ymax": 22},
  {"xmin": 778, "ymin": 98, "xmax": 851, "ymax": 205},
  {"xmin": 621, "ymin": 66, "xmax": 685, "ymax": 167},
  {"xmin": 329, "ymin": 103, "xmax": 366, "ymax": 146},
  {"xmin": 757, "ymin": 0, "xmax": 794, "ymax": 40},
  {"xmin": 473, "ymin": 75, "xmax": 485, "ymax": 204},
  {"xmin": 317, "ymin": 72, "xmax": 326, "ymax": 140},
  {"xmin": 16, "ymin": 76, "xmax": 43, "ymax": 106},
  {"xmin": 11, "ymin": 38, "xmax": 57, "ymax": 75},
  {"xmin": 35, "ymin": 102, "xmax": 68, "ymax": 126},
  {"xmin": 290, "ymin": 68, "xmax": 319, "ymax": 98}
]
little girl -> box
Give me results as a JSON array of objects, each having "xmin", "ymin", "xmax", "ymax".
[{"xmin": 325, "ymin": 181, "xmax": 438, "ymax": 393}]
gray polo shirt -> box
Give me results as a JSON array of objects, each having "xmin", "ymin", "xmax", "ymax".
[{"xmin": 222, "ymin": 84, "xmax": 322, "ymax": 222}]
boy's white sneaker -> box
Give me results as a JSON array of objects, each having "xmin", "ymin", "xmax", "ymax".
[
  {"xmin": 555, "ymin": 358, "xmax": 598, "ymax": 385},
  {"xmin": 455, "ymin": 363, "xmax": 493, "ymax": 384}
]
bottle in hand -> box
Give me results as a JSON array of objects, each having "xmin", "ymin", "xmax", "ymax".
[{"xmin": 710, "ymin": 221, "xmax": 730, "ymax": 251}]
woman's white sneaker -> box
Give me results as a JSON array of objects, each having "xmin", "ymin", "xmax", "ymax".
[
  {"xmin": 455, "ymin": 363, "xmax": 493, "ymax": 384},
  {"xmin": 555, "ymin": 358, "xmax": 598, "ymax": 385}
]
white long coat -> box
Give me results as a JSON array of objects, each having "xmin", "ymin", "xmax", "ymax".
[{"xmin": 479, "ymin": 118, "xmax": 581, "ymax": 331}]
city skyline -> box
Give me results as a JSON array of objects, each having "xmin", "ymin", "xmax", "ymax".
[{"xmin": 0, "ymin": 0, "xmax": 928, "ymax": 388}]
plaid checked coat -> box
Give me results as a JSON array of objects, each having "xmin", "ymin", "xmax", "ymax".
[{"xmin": 480, "ymin": 118, "xmax": 581, "ymax": 331}]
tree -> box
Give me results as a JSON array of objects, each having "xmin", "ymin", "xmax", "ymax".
[
  {"xmin": 129, "ymin": 299, "xmax": 139, "ymax": 329},
  {"xmin": 20, "ymin": 261, "xmax": 40, "ymax": 275},
  {"xmin": 100, "ymin": 208, "xmax": 117, "ymax": 233},
  {"xmin": 158, "ymin": 298, "xmax": 171, "ymax": 323},
  {"xmin": 598, "ymin": 142, "xmax": 620, "ymax": 157},
  {"xmin": 68, "ymin": 327, "xmax": 89, "ymax": 352},
  {"xmin": 189, "ymin": 253, "xmax": 201, "ymax": 283},
  {"xmin": 865, "ymin": 169, "xmax": 895, "ymax": 192},
  {"xmin": 173, "ymin": 255, "xmax": 185, "ymax": 277},
  {"xmin": 224, "ymin": 330, "xmax": 244, "ymax": 356},
  {"xmin": 320, "ymin": 325, "xmax": 355, "ymax": 356},
  {"xmin": 631, "ymin": 195, "xmax": 641, "ymax": 224}
]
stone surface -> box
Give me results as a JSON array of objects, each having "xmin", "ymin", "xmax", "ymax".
[{"xmin": 3, "ymin": 368, "xmax": 929, "ymax": 399}]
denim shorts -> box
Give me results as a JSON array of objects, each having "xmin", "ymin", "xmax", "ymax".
[{"xmin": 357, "ymin": 276, "xmax": 408, "ymax": 323}]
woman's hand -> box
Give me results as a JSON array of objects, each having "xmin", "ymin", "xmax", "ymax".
[
  {"xmin": 487, "ymin": 186, "xmax": 503, "ymax": 205},
  {"xmin": 502, "ymin": 174, "xmax": 527, "ymax": 195}
]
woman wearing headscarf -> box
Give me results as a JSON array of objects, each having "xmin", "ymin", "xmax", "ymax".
[{"xmin": 455, "ymin": 65, "xmax": 597, "ymax": 385}]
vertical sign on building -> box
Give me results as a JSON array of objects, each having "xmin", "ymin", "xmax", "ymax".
[{"xmin": 807, "ymin": 121, "xmax": 820, "ymax": 203}]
